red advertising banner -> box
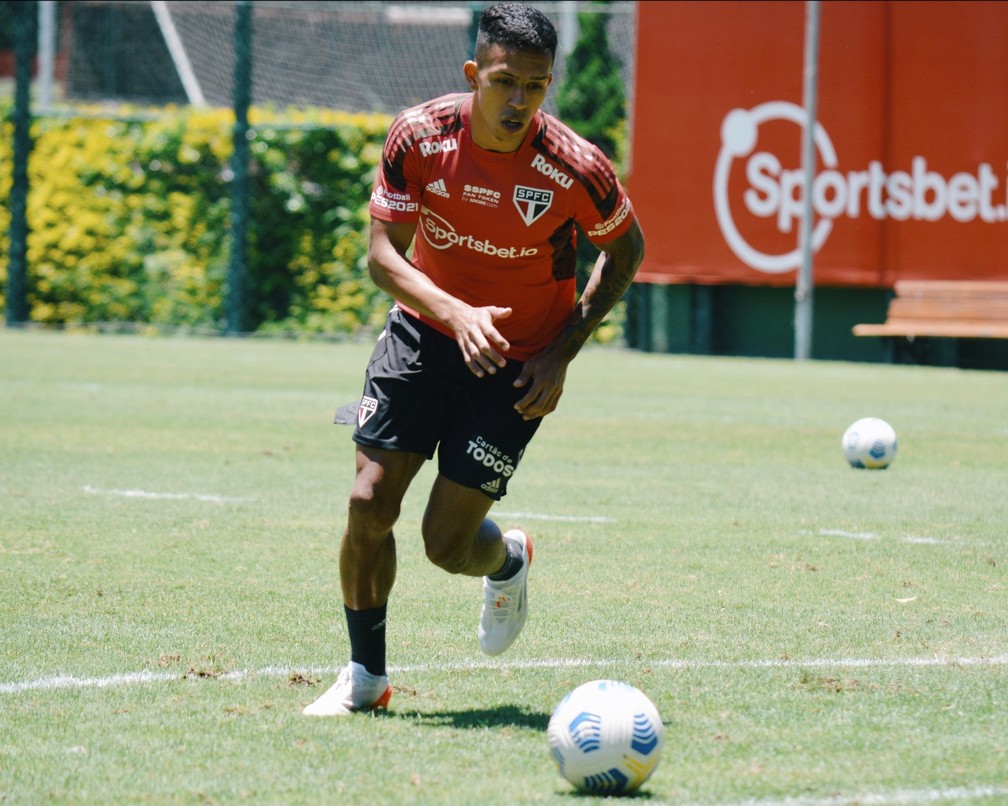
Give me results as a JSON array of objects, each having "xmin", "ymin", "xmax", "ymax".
[{"xmin": 629, "ymin": 1, "xmax": 1008, "ymax": 287}]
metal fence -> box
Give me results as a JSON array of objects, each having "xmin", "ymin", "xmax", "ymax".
[{"xmin": 3, "ymin": 1, "xmax": 638, "ymax": 332}]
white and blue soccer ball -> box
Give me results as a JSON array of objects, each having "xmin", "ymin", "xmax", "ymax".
[
  {"xmin": 547, "ymin": 679, "xmax": 664, "ymax": 795},
  {"xmin": 842, "ymin": 417, "xmax": 898, "ymax": 469}
]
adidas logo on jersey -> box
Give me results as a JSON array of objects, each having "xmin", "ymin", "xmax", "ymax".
[
  {"xmin": 481, "ymin": 477, "xmax": 502, "ymax": 495},
  {"xmin": 425, "ymin": 178, "xmax": 450, "ymax": 198}
]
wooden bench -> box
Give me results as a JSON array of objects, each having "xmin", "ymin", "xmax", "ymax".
[{"xmin": 852, "ymin": 280, "xmax": 1008, "ymax": 363}]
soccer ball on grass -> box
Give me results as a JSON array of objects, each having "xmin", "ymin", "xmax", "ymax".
[
  {"xmin": 547, "ymin": 679, "xmax": 664, "ymax": 795},
  {"xmin": 842, "ymin": 417, "xmax": 898, "ymax": 469}
]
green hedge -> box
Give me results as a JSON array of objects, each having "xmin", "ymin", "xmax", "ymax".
[{"xmin": 0, "ymin": 102, "xmax": 392, "ymax": 334}]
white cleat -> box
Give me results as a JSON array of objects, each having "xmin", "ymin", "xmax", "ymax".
[
  {"xmin": 478, "ymin": 529, "xmax": 533, "ymax": 656},
  {"xmin": 303, "ymin": 662, "xmax": 392, "ymax": 717}
]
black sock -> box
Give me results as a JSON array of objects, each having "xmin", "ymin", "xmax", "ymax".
[
  {"xmin": 345, "ymin": 603, "xmax": 387, "ymax": 677},
  {"xmin": 488, "ymin": 535, "xmax": 523, "ymax": 581}
]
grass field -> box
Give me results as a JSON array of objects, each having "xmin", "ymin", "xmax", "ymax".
[{"xmin": 2, "ymin": 328, "xmax": 1006, "ymax": 804}]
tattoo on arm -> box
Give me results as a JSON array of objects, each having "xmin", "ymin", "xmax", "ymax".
[{"xmin": 554, "ymin": 223, "xmax": 645, "ymax": 359}]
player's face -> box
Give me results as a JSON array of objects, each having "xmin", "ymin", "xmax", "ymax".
[{"xmin": 464, "ymin": 44, "xmax": 553, "ymax": 152}]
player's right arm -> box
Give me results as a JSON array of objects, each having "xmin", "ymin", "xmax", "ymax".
[{"xmin": 367, "ymin": 217, "xmax": 512, "ymax": 378}]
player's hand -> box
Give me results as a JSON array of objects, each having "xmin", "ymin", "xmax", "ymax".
[
  {"xmin": 453, "ymin": 305, "xmax": 512, "ymax": 378},
  {"xmin": 512, "ymin": 348, "xmax": 569, "ymax": 420}
]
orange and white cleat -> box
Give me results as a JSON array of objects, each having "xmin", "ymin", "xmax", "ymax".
[
  {"xmin": 478, "ymin": 529, "xmax": 532, "ymax": 656},
  {"xmin": 303, "ymin": 662, "xmax": 392, "ymax": 717}
]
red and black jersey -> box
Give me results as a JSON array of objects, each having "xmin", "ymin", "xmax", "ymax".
[{"xmin": 369, "ymin": 93, "xmax": 636, "ymax": 360}]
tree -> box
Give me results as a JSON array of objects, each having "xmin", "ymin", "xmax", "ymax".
[
  {"xmin": 555, "ymin": 4, "xmax": 626, "ymax": 163},
  {"xmin": 555, "ymin": 3, "xmax": 629, "ymax": 321}
]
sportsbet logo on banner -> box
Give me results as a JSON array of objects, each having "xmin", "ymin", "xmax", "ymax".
[
  {"xmin": 715, "ymin": 101, "xmax": 1008, "ymax": 274},
  {"xmin": 629, "ymin": 1, "xmax": 1008, "ymax": 288}
]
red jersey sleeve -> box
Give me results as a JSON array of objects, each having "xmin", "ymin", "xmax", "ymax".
[
  {"xmin": 369, "ymin": 95, "xmax": 466, "ymax": 224},
  {"xmin": 533, "ymin": 117, "xmax": 636, "ymax": 245}
]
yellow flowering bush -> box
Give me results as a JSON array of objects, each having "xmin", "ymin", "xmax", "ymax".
[{"xmin": 0, "ymin": 100, "xmax": 391, "ymax": 333}]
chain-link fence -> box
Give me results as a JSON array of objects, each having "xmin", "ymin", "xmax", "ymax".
[
  {"xmin": 43, "ymin": 1, "xmax": 635, "ymax": 115},
  {"xmin": 2, "ymin": 1, "xmax": 638, "ymax": 335}
]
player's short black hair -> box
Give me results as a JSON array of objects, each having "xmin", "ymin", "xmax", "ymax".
[{"xmin": 475, "ymin": 2, "xmax": 558, "ymax": 65}]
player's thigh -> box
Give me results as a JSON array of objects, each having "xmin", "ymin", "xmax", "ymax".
[{"xmin": 350, "ymin": 445, "xmax": 427, "ymax": 528}]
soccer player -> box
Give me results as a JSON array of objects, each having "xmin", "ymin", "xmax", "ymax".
[{"xmin": 304, "ymin": 1, "xmax": 645, "ymax": 715}]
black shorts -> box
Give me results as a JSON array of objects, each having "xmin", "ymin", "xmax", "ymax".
[{"xmin": 351, "ymin": 307, "xmax": 542, "ymax": 500}]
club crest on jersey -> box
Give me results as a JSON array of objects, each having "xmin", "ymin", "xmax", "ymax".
[
  {"xmin": 513, "ymin": 185, "xmax": 553, "ymax": 226},
  {"xmin": 358, "ymin": 396, "xmax": 378, "ymax": 427}
]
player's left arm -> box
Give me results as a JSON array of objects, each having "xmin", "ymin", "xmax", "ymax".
[{"xmin": 512, "ymin": 218, "xmax": 645, "ymax": 420}]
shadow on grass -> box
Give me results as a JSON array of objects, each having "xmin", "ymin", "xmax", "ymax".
[
  {"xmin": 392, "ymin": 704, "xmax": 550, "ymax": 731},
  {"xmin": 386, "ymin": 708, "xmax": 658, "ymax": 799}
]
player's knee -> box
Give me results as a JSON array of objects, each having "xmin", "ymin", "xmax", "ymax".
[
  {"xmin": 423, "ymin": 537, "xmax": 470, "ymax": 574},
  {"xmin": 347, "ymin": 486, "xmax": 399, "ymax": 537}
]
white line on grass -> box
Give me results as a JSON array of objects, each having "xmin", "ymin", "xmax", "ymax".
[
  {"xmin": 818, "ymin": 528, "xmax": 970, "ymax": 546},
  {"xmin": 0, "ymin": 670, "xmax": 177, "ymax": 693},
  {"xmin": 819, "ymin": 528, "xmax": 878, "ymax": 540},
  {"xmin": 493, "ymin": 511, "xmax": 614, "ymax": 523},
  {"xmin": 389, "ymin": 653, "xmax": 1008, "ymax": 674},
  {"xmin": 4, "ymin": 653, "xmax": 1007, "ymax": 695},
  {"xmin": 79, "ymin": 492, "xmax": 587, "ymax": 519},
  {"xmin": 714, "ymin": 783, "xmax": 1008, "ymax": 805},
  {"xmin": 82, "ymin": 485, "xmax": 251, "ymax": 504}
]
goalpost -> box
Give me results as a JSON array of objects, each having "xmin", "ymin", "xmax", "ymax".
[{"xmin": 150, "ymin": 0, "xmax": 207, "ymax": 107}]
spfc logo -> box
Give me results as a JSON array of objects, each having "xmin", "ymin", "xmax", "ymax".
[
  {"xmin": 358, "ymin": 396, "xmax": 378, "ymax": 427},
  {"xmin": 513, "ymin": 185, "xmax": 553, "ymax": 226}
]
